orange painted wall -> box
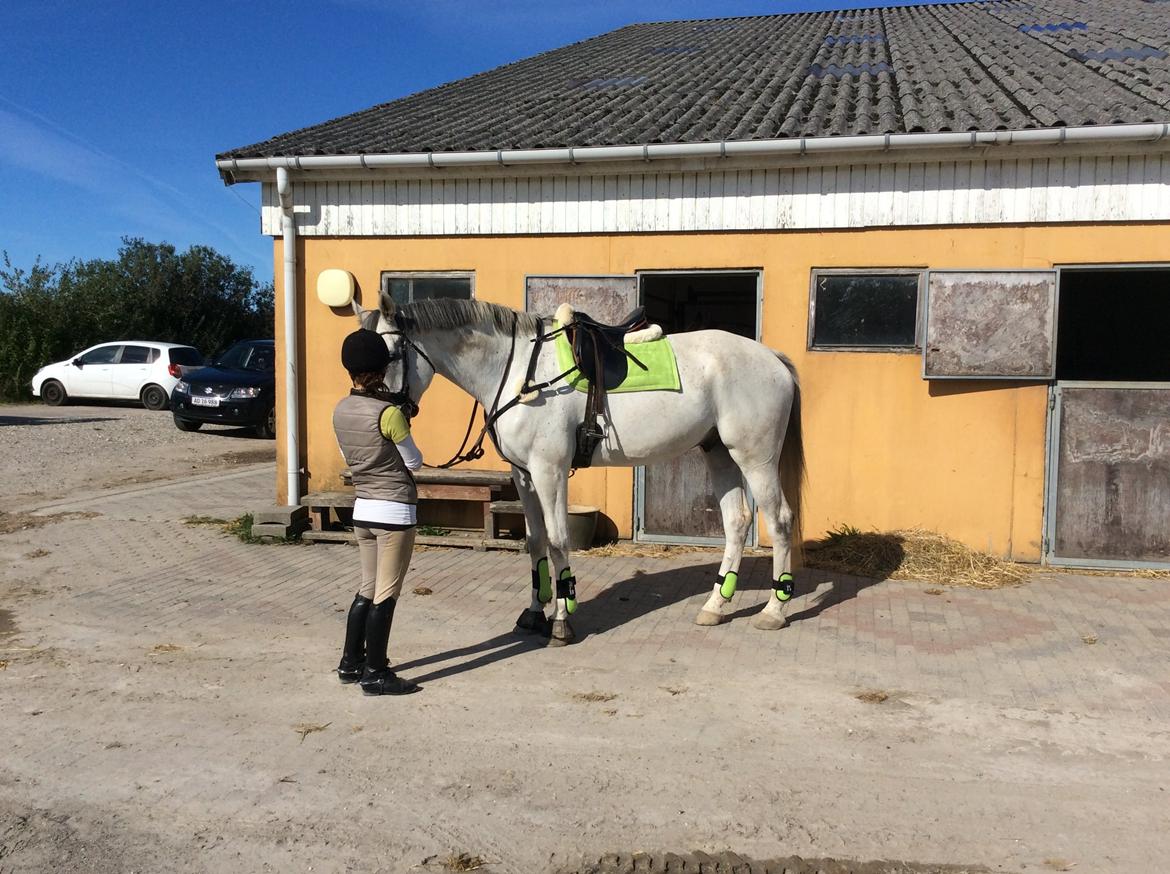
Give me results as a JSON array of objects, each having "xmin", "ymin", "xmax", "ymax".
[{"xmin": 272, "ymin": 222, "xmax": 1170, "ymax": 562}]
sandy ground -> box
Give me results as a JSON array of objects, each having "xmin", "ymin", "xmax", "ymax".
[
  {"xmin": 0, "ymin": 402, "xmax": 275, "ymax": 512},
  {"xmin": 1, "ymin": 413, "xmax": 1169, "ymax": 874}
]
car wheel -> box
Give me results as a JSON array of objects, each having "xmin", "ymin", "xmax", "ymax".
[
  {"xmin": 141, "ymin": 384, "xmax": 169, "ymax": 411},
  {"xmin": 174, "ymin": 415, "xmax": 203, "ymax": 432},
  {"xmin": 41, "ymin": 380, "xmax": 67, "ymax": 406},
  {"xmin": 254, "ymin": 406, "xmax": 276, "ymax": 440}
]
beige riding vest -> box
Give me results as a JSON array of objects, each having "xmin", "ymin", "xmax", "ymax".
[{"xmin": 332, "ymin": 392, "xmax": 417, "ymax": 505}]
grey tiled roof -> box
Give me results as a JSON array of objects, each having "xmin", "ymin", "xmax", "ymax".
[{"xmin": 219, "ymin": 0, "xmax": 1170, "ymax": 159}]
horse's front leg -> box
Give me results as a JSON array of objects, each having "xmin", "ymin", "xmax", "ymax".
[
  {"xmin": 528, "ymin": 461, "xmax": 576, "ymax": 646},
  {"xmin": 512, "ymin": 466, "xmax": 552, "ymax": 637}
]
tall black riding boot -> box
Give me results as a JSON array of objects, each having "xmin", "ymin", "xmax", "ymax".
[
  {"xmin": 360, "ymin": 597, "xmax": 420, "ymax": 696},
  {"xmin": 337, "ymin": 594, "xmax": 372, "ymax": 684}
]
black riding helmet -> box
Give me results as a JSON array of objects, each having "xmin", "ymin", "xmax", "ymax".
[
  {"xmin": 341, "ymin": 328, "xmax": 420, "ymax": 419},
  {"xmin": 340, "ymin": 329, "xmax": 391, "ymax": 375}
]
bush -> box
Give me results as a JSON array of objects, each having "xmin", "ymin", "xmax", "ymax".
[{"xmin": 0, "ymin": 239, "xmax": 273, "ymax": 401}]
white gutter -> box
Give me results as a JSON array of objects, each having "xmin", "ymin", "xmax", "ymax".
[
  {"xmin": 218, "ymin": 123, "xmax": 1170, "ymax": 179},
  {"xmin": 275, "ymin": 167, "xmax": 301, "ymax": 507}
]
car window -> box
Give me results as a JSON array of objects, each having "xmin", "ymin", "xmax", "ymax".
[
  {"xmin": 168, "ymin": 347, "xmax": 203, "ymax": 366},
  {"xmin": 213, "ymin": 343, "xmax": 249, "ymax": 369},
  {"xmin": 79, "ymin": 346, "xmax": 120, "ymax": 365},
  {"xmin": 148, "ymin": 347, "xmax": 160, "ymax": 363},
  {"xmin": 214, "ymin": 343, "xmax": 273, "ymax": 371},
  {"xmin": 119, "ymin": 345, "xmax": 151, "ymax": 364},
  {"xmin": 248, "ymin": 346, "xmax": 275, "ymax": 371}
]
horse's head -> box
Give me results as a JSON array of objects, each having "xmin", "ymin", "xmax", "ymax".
[{"xmin": 349, "ymin": 296, "xmax": 435, "ymax": 417}]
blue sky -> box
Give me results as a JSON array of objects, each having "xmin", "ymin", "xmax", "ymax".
[{"xmin": 1, "ymin": 0, "xmax": 937, "ymax": 282}]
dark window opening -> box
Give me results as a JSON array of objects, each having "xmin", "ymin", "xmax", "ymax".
[
  {"xmin": 640, "ymin": 272, "xmax": 756, "ymax": 337},
  {"xmin": 382, "ymin": 274, "xmax": 473, "ymax": 307},
  {"xmin": 1057, "ymin": 269, "xmax": 1170, "ymax": 381},
  {"xmin": 810, "ymin": 272, "xmax": 921, "ymax": 349}
]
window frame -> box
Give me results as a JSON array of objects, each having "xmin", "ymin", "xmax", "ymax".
[
  {"xmin": 807, "ymin": 268, "xmax": 927, "ymax": 353},
  {"xmin": 379, "ymin": 271, "xmax": 475, "ymax": 307}
]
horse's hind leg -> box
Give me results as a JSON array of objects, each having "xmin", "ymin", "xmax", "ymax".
[
  {"xmin": 512, "ymin": 467, "xmax": 552, "ymax": 637},
  {"xmin": 737, "ymin": 461, "xmax": 795, "ymax": 630},
  {"xmin": 695, "ymin": 443, "xmax": 752, "ymax": 626}
]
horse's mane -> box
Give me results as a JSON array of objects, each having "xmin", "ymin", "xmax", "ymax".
[{"xmin": 383, "ymin": 297, "xmax": 541, "ymax": 337}]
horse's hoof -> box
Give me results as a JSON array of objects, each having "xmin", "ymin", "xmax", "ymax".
[
  {"xmin": 548, "ymin": 618, "xmax": 576, "ymax": 647},
  {"xmin": 694, "ymin": 609, "xmax": 724, "ymax": 626},
  {"xmin": 752, "ymin": 611, "xmax": 788, "ymax": 631},
  {"xmin": 515, "ymin": 609, "xmax": 551, "ymax": 637}
]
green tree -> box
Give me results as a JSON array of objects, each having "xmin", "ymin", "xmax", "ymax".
[{"xmin": 0, "ymin": 239, "xmax": 274, "ymax": 401}]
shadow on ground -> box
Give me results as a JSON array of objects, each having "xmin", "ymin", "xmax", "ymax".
[
  {"xmin": 397, "ymin": 553, "xmax": 888, "ymax": 686},
  {"xmin": 0, "ymin": 415, "xmax": 121, "ymax": 427}
]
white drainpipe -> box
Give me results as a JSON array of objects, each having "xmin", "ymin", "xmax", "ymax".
[
  {"xmin": 275, "ymin": 167, "xmax": 301, "ymax": 507},
  {"xmin": 218, "ymin": 123, "xmax": 1170, "ymax": 179}
]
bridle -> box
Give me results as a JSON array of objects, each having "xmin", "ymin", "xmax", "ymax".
[
  {"xmin": 376, "ymin": 311, "xmax": 435, "ymax": 420},
  {"xmin": 381, "ymin": 309, "xmax": 576, "ymax": 472}
]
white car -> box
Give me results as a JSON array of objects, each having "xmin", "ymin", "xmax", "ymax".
[{"xmin": 31, "ymin": 341, "xmax": 203, "ymax": 410}]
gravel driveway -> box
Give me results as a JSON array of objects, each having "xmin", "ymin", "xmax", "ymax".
[{"xmin": 0, "ymin": 402, "xmax": 275, "ymax": 510}]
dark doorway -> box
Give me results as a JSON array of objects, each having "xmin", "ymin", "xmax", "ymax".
[
  {"xmin": 636, "ymin": 271, "xmax": 758, "ymax": 543},
  {"xmin": 1057, "ymin": 269, "xmax": 1170, "ymax": 381},
  {"xmin": 642, "ymin": 273, "xmax": 757, "ymax": 339}
]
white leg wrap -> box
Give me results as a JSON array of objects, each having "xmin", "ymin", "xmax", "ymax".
[{"xmin": 553, "ymin": 597, "xmax": 570, "ymax": 621}]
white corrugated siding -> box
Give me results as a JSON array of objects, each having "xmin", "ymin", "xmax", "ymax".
[{"xmin": 259, "ymin": 154, "xmax": 1170, "ymax": 237}]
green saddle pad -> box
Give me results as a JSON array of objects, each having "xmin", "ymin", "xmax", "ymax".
[{"xmin": 554, "ymin": 322, "xmax": 681, "ymax": 394}]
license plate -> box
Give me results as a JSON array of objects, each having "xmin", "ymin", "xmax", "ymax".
[{"xmin": 191, "ymin": 396, "xmax": 220, "ymax": 407}]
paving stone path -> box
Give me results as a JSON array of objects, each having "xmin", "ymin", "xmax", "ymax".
[{"xmin": 2, "ymin": 464, "xmax": 1168, "ymax": 873}]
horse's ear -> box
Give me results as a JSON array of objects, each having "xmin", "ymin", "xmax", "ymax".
[
  {"xmin": 351, "ymin": 300, "xmax": 381, "ymax": 331},
  {"xmin": 379, "ymin": 289, "xmax": 397, "ymax": 319}
]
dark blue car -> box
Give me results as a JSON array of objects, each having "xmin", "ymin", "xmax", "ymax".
[{"xmin": 171, "ymin": 339, "xmax": 276, "ymax": 438}]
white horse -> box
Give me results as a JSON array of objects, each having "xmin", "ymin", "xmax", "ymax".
[{"xmin": 353, "ymin": 294, "xmax": 804, "ymax": 646}]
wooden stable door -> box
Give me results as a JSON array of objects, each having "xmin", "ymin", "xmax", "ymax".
[
  {"xmin": 636, "ymin": 272, "xmax": 760, "ymax": 543},
  {"xmin": 1046, "ymin": 383, "xmax": 1170, "ymax": 569}
]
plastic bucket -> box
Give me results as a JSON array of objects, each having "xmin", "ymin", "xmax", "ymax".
[{"xmin": 566, "ymin": 505, "xmax": 599, "ymax": 550}]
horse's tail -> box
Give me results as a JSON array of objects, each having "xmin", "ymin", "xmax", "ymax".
[{"xmin": 775, "ymin": 351, "xmax": 805, "ymax": 553}]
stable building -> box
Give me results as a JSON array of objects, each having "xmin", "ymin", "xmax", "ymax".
[{"xmin": 216, "ymin": 0, "xmax": 1170, "ymax": 568}]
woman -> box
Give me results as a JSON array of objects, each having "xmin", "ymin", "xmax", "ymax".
[{"xmin": 332, "ymin": 328, "xmax": 423, "ymax": 696}]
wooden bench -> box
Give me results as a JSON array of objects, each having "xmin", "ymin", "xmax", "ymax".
[{"xmin": 301, "ymin": 468, "xmax": 526, "ymax": 551}]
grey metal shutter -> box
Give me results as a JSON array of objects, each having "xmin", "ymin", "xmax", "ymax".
[
  {"xmin": 923, "ymin": 270, "xmax": 1058, "ymax": 379},
  {"xmin": 525, "ymin": 275, "xmax": 639, "ymax": 322}
]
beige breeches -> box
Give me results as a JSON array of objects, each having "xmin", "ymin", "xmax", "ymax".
[{"xmin": 354, "ymin": 526, "xmax": 416, "ymax": 604}]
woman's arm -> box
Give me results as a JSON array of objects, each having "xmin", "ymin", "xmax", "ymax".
[{"xmin": 380, "ymin": 406, "xmax": 424, "ymax": 470}]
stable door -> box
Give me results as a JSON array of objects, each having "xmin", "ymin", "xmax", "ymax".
[{"xmin": 635, "ymin": 271, "xmax": 760, "ymax": 544}]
